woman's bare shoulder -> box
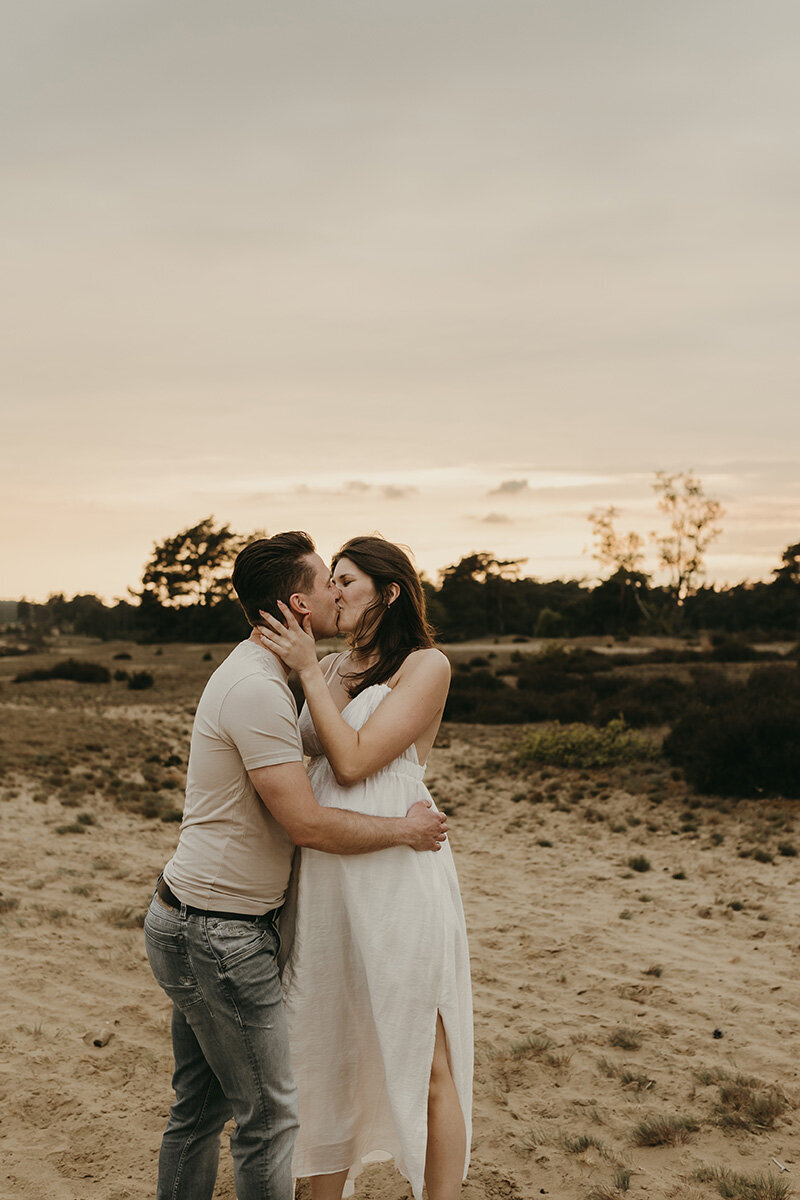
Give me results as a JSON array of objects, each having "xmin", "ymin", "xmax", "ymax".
[{"xmin": 397, "ymin": 647, "xmax": 451, "ymax": 683}]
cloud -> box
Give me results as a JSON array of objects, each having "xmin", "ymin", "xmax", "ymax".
[
  {"xmin": 488, "ymin": 479, "xmax": 529, "ymax": 496},
  {"xmin": 477, "ymin": 512, "xmax": 512, "ymax": 525},
  {"xmin": 382, "ymin": 484, "xmax": 418, "ymax": 500},
  {"xmin": 342, "ymin": 480, "xmax": 418, "ymax": 499}
]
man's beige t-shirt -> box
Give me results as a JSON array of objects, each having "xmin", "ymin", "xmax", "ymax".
[{"xmin": 163, "ymin": 640, "xmax": 302, "ymax": 914}]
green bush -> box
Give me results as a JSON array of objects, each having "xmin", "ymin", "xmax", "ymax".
[
  {"xmin": 14, "ymin": 658, "xmax": 110, "ymax": 684},
  {"xmin": 518, "ymin": 719, "xmax": 659, "ymax": 769}
]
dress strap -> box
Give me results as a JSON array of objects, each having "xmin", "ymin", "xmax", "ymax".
[{"xmin": 322, "ymin": 650, "xmax": 348, "ymax": 682}]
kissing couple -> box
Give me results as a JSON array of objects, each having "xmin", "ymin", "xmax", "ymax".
[{"xmin": 144, "ymin": 531, "xmax": 473, "ymax": 1200}]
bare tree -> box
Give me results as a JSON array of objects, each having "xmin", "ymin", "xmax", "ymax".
[
  {"xmin": 651, "ymin": 472, "xmax": 724, "ymax": 604},
  {"xmin": 587, "ymin": 506, "xmax": 646, "ymax": 577},
  {"xmin": 587, "ymin": 506, "xmax": 650, "ymax": 624}
]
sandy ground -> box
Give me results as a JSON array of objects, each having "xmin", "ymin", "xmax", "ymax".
[{"xmin": 1, "ymin": 684, "xmax": 799, "ymax": 1199}]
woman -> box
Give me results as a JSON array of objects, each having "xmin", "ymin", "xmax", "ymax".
[{"xmin": 257, "ymin": 535, "xmax": 472, "ymax": 1200}]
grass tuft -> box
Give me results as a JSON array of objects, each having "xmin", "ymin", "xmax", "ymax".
[
  {"xmin": 620, "ymin": 1069, "xmax": 653, "ymax": 1091},
  {"xmin": 714, "ymin": 1079, "xmax": 788, "ymax": 1132},
  {"xmin": 632, "ymin": 1114, "xmax": 698, "ymax": 1146},
  {"xmin": 106, "ymin": 906, "xmax": 146, "ymax": 929},
  {"xmin": 609, "ymin": 1027, "xmax": 642, "ymax": 1051},
  {"xmin": 509, "ymin": 1033, "xmax": 555, "ymax": 1060},
  {"xmin": 561, "ymin": 1132, "xmax": 606, "ymax": 1155},
  {"xmin": 694, "ymin": 1166, "xmax": 790, "ymax": 1200},
  {"xmin": 588, "ymin": 1168, "xmax": 633, "ymax": 1198}
]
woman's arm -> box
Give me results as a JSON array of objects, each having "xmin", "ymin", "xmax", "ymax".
[{"xmin": 258, "ymin": 605, "xmax": 450, "ymax": 786}]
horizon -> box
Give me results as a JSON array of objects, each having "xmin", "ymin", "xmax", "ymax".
[{"xmin": 4, "ymin": 462, "xmax": 794, "ymax": 606}]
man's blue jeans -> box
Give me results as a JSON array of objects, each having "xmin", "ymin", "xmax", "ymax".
[{"xmin": 144, "ymin": 892, "xmax": 299, "ymax": 1200}]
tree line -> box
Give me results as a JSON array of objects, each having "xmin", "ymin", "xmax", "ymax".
[{"xmin": 9, "ymin": 480, "xmax": 800, "ymax": 645}]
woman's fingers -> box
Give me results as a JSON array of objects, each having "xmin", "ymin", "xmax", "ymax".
[
  {"xmin": 277, "ymin": 600, "xmax": 303, "ymax": 631},
  {"xmin": 258, "ymin": 610, "xmax": 284, "ymax": 629},
  {"xmin": 256, "ymin": 625, "xmax": 286, "ymax": 650}
]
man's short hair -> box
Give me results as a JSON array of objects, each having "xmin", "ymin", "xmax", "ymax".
[{"xmin": 232, "ymin": 531, "xmax": 317, "ymax": 626}]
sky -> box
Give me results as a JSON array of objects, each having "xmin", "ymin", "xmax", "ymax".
[{"xmin": 2, "ymin": 1, "xmax": 799, "ymax": 601}]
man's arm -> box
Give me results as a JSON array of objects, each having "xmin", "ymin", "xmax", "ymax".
[{"xmin": 248, "ymin": 761, "xmax": 447, "ymax": 854}]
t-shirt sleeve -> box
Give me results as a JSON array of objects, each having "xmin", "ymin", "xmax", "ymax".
[{"xmin": 218, "ymin": 674, "xmax": 304, "ymax": 770}]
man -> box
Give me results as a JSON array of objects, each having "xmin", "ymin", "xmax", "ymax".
[{"xmin": 144, "ymin": 531, "xmax": 447, "ymax": 1200}]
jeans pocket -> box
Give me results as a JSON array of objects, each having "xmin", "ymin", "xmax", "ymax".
[
  {"xmin": 144, "ymin": 916, "xmax": 203, "ymax": 1011},
  {"xmin": 205, "ymin": 919, "xmax": 275, "ymax": 972},
  {"xmin": 208, "ymin": 926, "xmax": 283, "ymax": 1028}
]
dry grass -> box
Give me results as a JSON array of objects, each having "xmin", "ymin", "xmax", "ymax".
[
  {"xmin": 608, "ymin": 1027, "xmax": 642, "ymax": 1051},
  {"xmin": 561, "ymin": 1132, "xmax": 607, "ymax": 1156},
  {"xmin": 632, "ymin": 1114, "xmax": 699, "ymax": 1146},
  {"xmin": 508, "ymin": 1033, "xmax": 555, "ymax": 1060},
  {"xmin": 695, "ymin": 1166, "xmax": 790, "ymax": 1200},
  {"xmin": 0, "ymin": 698, "xmax": 188, "ymax": 822},
  {"xmin": 106, "ymin": 906, "xmax": 147, "ymax": 929},
  {"xmin": 588, "ymin": 1168, "xmax": 632, "ymax": 1198},
  {"xmin": 714, "ymin": 1079, "xmax": 788, "ymax": 1132}
]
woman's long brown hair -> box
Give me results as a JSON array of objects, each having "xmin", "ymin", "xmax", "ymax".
[{"xmin": 332, "ymin": 535, "xmax": 437, "ymax": 697}]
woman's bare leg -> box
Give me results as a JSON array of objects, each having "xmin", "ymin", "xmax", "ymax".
[
  {"xmin": 424, "ymin": 1015, "xmax": 466, "ymax": 1200},
  {"xmin": 310, "ymin": 1169, "xmax": 349, "ymax": 1200}
]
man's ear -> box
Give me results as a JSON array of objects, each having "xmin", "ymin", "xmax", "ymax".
[{"xmin": 287, "ymin": 593, "xmax": 309, "ymax": 618}]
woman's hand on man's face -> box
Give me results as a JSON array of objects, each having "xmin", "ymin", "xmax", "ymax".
[{"xmin": 257, "ymin": 602, "xmax": 319, "ymax": 674}]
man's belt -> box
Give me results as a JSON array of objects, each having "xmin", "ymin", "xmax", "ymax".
[{"xmin": 156, "ymin": 875, "xmax": 272, "ymax": 922}]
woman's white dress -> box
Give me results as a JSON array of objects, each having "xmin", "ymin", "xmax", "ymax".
[{"xmin": 282, "ymin": 678, "xmax": 473, "ymax": 1199}]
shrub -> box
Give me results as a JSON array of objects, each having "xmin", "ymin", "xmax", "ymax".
[
  {"xmin": 534, "ymin": 607, "xmax": 566, "ymax": 638},
  {"xmin": 444, "ymin": 671, "xmax": 530, "ymax": 723},
  {"xmin": 707, "ymin": 637, "xmax": 772, "ymax": 663},
  {"xmin": 519, "ymin": 719, "xmax": 659, "ymax": 769},
  {"xmin": 112, "ymin": 652, "xmax": 132, "ymax": 660},
  {"xmin": 127, "ymin": 671, "xmax": 155, "ymax": 691},
  {"xmin": 664, "ymin": 667, "xmax": 800, "ymax": 797},
  {"xmin": 594, "ymin": 675, "xmax": 688, "ymax": 728},
  {"xmin": 14, "ymin": 659, "xmax": 111, "ymax": 684},
  {"xmin": 113, "ymin": 669, "xmax": 129, "ymax": 681}
]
